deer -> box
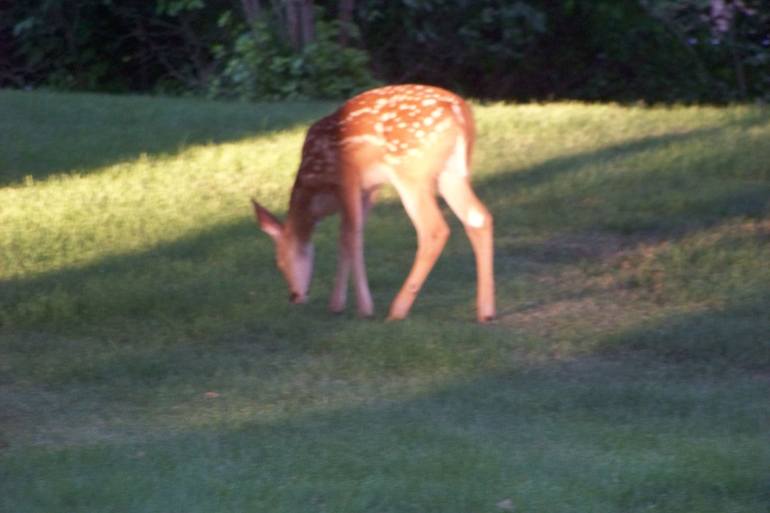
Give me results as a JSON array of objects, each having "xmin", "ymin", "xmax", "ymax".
[{"xmin": 251, "ymin": 84, "xmax": 495, "ymax": 323}]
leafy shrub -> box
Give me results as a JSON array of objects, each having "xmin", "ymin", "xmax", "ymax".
[{"xmin": 208, "ymin": 16, "xmax": 377, "ymax": 101}]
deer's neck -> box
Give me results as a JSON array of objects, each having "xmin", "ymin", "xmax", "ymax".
[{"xmin": 285, "ymin": 196, "xmax": 319, "ymax": 243}]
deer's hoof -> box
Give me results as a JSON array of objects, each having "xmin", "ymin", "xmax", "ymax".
[{"xmin": 478, "ymin": 315, "xmax": 497, "ymax": 324}]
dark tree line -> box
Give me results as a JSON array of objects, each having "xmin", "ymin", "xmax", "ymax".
[{"xmin": 1, "ymin": 0, "xmax": 768, "ymax": 102}]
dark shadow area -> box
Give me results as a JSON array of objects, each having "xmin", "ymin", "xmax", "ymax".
[
  {"xmin": 2, "ymin": 357, "xmax": 767, "ymax": 512},
  {"xmin": 0, "ymin": 90, "xmax": 335, "ymax": 186},
  {"xmin": 598, "ymin": 290, "xmax": 770, "ymax": 371}
]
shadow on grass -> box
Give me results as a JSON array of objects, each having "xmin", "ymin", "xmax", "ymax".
[
  {"xmin": 598, "ymin": 290, "xmax": 770, "ymax": 371},
  {"xmin": 0, "ymin": 90, "xmax": 335, "ymax": 186},
  {"xmin": 1, "ymin": 357, "xmax": 767, "ymax": 513}
]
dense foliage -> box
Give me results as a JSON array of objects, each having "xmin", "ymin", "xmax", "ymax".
[
  {"xmin": 1, "ymin": 0, "xmax": 768, "ymax": 102},
  {"xmin": 208, "ymin": 15, "xmax": 377, "ymax": 100}
]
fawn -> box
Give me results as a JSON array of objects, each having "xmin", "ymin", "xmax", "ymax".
[{"xmin": 252, "ymin": 84, "xmax": 495, "ymax": 322}]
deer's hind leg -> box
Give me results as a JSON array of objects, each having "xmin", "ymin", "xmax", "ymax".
[
  {"xmin": 438, "ymin": 149, "xmax": 495, "ymax": 323},
  {"xmin": 387, "ymin": 175, "xmax": 451, "ymax": 321}
]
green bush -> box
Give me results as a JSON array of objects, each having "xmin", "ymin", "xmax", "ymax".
[{"xmin": 208, "ymin": 17, "xmax": 377, "ymax": 101}]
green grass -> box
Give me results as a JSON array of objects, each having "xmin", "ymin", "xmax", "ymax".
[{"xmin": 1, "ymin": 88, "xmax": 769, "ymax": 513}]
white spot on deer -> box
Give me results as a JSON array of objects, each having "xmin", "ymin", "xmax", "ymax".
[
  {"xmin": 374, "ymin": 122, "xmax": 384, "ymax": 134},
  {"xmin": 347, "ymin": 107, "xmax": 372, "ymax": 118},
  {"xmin": 423, "ymin": 117, "xmax": 434, "ymax": 126},
  {"xmin": 431, "ymin": 107, "xmax": 444, "ymax": 118},
  {"xmin": 340, "ymin": 134, "xmax": 385, "ymax": 147},
  {"xmin": 421, "ymin": 98, "xmax": 437, "ymax": 106},
  {"xmin": 467, "ymin": 208, "xmax": 486, "ymax": 228}
]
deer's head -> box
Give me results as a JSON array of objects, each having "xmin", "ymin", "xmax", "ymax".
[{"xmin": 252, "ymin": 199, "xmax": 314, "ymax": 304}]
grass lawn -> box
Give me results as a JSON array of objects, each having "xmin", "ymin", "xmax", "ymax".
[{"xmin": 1, "ymin": 89, "xmax": 768, "ymax": 512}]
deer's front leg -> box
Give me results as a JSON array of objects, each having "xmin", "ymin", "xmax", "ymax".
[
  {"xmin": 338, "ymin": 183, "xmax": 374, "ymax": 318},
  {"xmin": 330, "ymin": 190, "xmax": 377, "ymax": 314},
  {"xmin": 329, "ymin": 231, "xmax": 351, "ymax": 313}
]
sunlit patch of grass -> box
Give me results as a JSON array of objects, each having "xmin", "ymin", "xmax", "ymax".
[
  {"xmin": 0, "ymin": 130, "xmax": 303, "ymax": 279},
  {"xmin": 1, "ymin": 90, "xmax": 768, "ymax": 512}
]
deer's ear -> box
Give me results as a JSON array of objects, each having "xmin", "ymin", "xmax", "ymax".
[{"xmin": 251, "ymin": 198, "xmax": 283, "ymax": 240}]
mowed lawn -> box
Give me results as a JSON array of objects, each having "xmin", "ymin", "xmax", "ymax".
[{"xmin": 1, "ymin": 89, "xmax": 768, "ymax": 513}]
